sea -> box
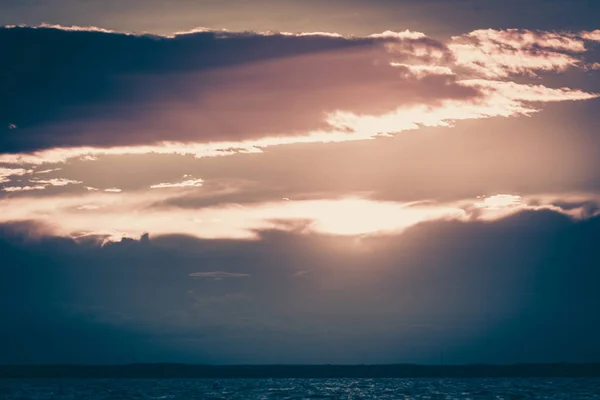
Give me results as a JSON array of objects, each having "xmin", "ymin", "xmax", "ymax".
[{"xmin": 1, "ymin": 378, "xmax": 599, "ymax": 399}]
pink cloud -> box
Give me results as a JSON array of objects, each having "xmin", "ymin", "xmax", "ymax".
[{"xmin": 0, "ymin": 26, "xmax": 598, "ymax": 166}]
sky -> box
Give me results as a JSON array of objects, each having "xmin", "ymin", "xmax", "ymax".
[{"xmin": 1, "ymin": 0, "xmax": 600, "ymax": 365}]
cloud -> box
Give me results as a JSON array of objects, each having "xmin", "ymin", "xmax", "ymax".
[
  {"xmin": 0, "ymin": 26, "xmax": 597, "ymax": 165},
  {"xmin": 77, "ymin": 204, "xmax": 103, "ymax": 210},
  {"xmin": 0, "ymin": 192, "xmax": 466, "ymax": 240},
  {"xmin": 448, "ymin": 29, "xmax": 595, "ymax": 78},
  {"xmin": 462, "ymin": 80, "xmax": 598, "ymax": 102},
  {"xmin": 39, "ymin": 23, "xmax": 120, "ymax": 33},
  {"xmin": 391, "ymin": 63, "xmax": 455, "ymax": 76},
  {"xmin": 581, "ymin": 30, "xmax": 600, "ymax": 41},
  {"xmin": 2, "ymin": 5, "xmax": 600, "ymax": 368},
  {"xmin": 0, "ymin": 167, "xmax": 30, "ymax": 183},
  {"xmin": 0, "ymin": 26, "xmax": 454, "ymax": 153},
  {"xmin": 189, "ymin": 271, "xmax": 251, "ymax": 280},
  {"xmin": 150, "ymin": 178, "xmax": 204, "ymax": 189},
  {"xmin": 1, "ymin": 185, "xmax": 46, "ymax": 192},
  {"xmin": 34, "ymin": 168, "xmax": 62, "ymax": 174},
  {"xmin": 475, "ymin": 194, "xmax": 523, "ymax": 209},
  {"xmin": 1, "ymin": 208, "xmax": 599, "ymax": 364},
  {"xmin": 0, "ymin": 187, "xmax": 596, "ymax": 242},
  {"xmin": 30, "ymin": 178, "xmax": 82, "ymax": 186}
]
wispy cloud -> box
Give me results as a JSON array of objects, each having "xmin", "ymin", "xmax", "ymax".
[
  {"xmin": 448, "ymin": 29, "xmax": 597, "ymax": 77},
  {"xmin": 475, "ymin": 194, "xmax": 523, "ymax": 209},
  {"xmin": 2, "ymin": 185, "xmax": 46, "ymax": 192},
  {"xmin": 31, "ymin": 178, "xmax": 82, "ymax": 187},
  {"xmin": 6, "ymin": 23, "xmax": 119, "ymax": 34},
  {"xmin": 77, "ymin": 204, "xmax": 103, "ymax": 210},
  {"xmin": 34, "ymin": 168, "xmax": 62, "ymax": 174},
  {"xmin": 0, "ymin": 167, "xmax": 30, "ymax": 183},
  {"xmin": 150, "ymin": 178, "xmax": 204, "ymax": 189}
]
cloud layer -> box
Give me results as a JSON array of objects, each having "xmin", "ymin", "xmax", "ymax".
[
  {"xmin": 0, "ymin": 186, "xmax": 597, "ymax": 242},
  {"xmin": 1, "ymin": 208, "xmax": 599, "ymax": 364},
  {"xmin": 1, "ymin": 22, "xmax": 600, "ymax": 366},
  {"xmin": 0, "ymin": 26, "xmax": 598, "ymax": 166}
]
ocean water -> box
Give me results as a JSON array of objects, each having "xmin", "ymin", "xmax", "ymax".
[{"xmin": 1, "ymin": 378, "xmax": 599, "ymax": 399}]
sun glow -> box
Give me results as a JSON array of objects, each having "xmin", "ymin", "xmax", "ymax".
[
  {"xmin": 0, "ymin": 192, "xmax": 468, "ymax": 241},
  {"xmin": 0, "ymin": 185, "xmax": 596, "ymax": 245}
]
